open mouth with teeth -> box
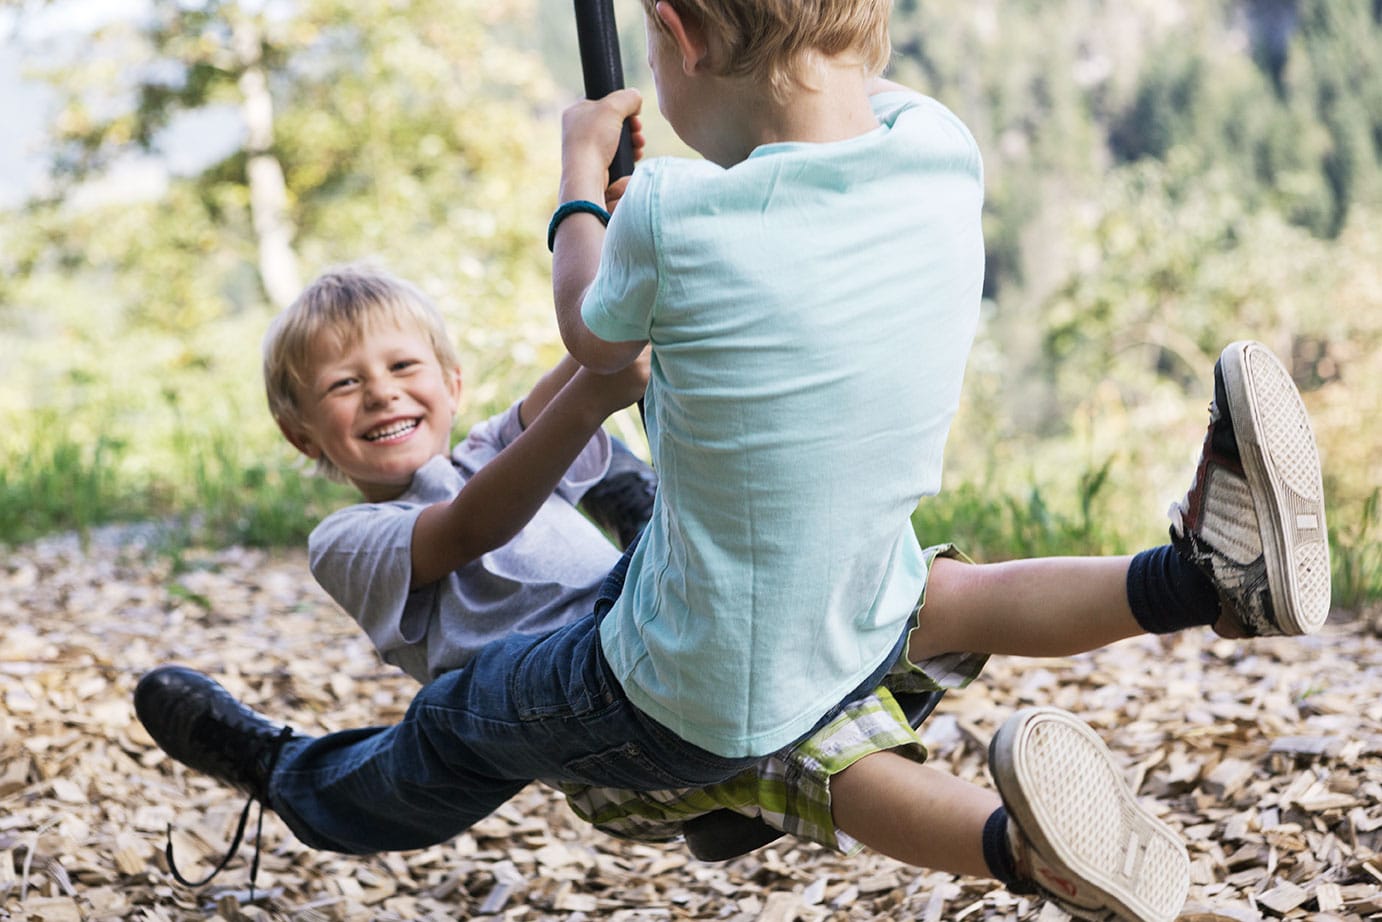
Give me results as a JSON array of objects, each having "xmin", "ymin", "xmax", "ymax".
[{"xmin": 363, "ymin": 419, "xmax": 420, "ymax": 442}]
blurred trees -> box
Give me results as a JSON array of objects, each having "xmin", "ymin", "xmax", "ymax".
[
  {"xmin": 886, "ymin": 0, "xmax": 1381, "ymax": 558},
  {"xmin": 0, "ymin": 0, "xmax": 1377, "ymax": 599},
  {"xmin": 1, "ymin": 0, "xmax": 569, "ymax": 510}
]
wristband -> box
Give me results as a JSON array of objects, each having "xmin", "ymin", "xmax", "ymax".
[{"xmin": 548, "ymin": 199, "xmax": 611, "ymax": 252}]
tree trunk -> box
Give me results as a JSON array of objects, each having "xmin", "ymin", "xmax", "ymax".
[{"xmin": 233, "ymin": 17, "xmax": 301, "ymax": 310}]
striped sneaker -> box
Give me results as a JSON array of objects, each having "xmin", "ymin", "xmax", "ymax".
[
  {"xmin": 1169, "ymin": 341, "xmax": 1331, "ymax": 636},
  {"xmin": 989, "ymin": 708, "xmax": 1190, "ymax": 922}
]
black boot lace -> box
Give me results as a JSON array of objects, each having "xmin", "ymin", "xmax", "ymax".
[{"xmin": 163, "ymin": 725, "xmax": 294, "ymax": 901}]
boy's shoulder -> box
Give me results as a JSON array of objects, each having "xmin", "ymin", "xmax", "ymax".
[{"xmin": 315, "ymin": 455, "xmax": 460, "ymax": 525}]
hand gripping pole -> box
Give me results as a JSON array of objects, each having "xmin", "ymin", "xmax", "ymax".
[{"xmin": 573, "ymin": 0, "xmax": 636, "ymax": 182}]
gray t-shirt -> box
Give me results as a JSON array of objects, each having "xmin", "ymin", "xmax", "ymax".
[{"xmin": 308, "ymin": 402, "xmax": 622, "ymax": 683}]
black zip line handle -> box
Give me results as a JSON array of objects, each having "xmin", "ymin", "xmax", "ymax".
[
  {"xmin": 572, "ymin": 0, "xmax": 644, "ymax": 425},
  {"xmin": 573, "ymin": 0, "xmax": 636, "ymax": 182}
]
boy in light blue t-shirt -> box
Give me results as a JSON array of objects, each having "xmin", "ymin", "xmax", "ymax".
[{"xmin": 137, "ymin": 2, "xmax": 1331, "ymax": 919}]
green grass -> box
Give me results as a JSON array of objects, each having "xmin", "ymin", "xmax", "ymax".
[
  {"xmin": 0, "ymin": 416, "xmax": 144, "ymax": 542},
  {"xmin": 1330, "ymin": 486, "xmax": 1382, "ymax": 613},
  {"xmin": 911, "ymin": 459, "xmax": 1125, "ymax": 561},
  {"xmin": 0, "ymin": 419, "xmax": 353, "ymax": 552},
  {"xmin": 3, "ymin": 423, "xmax": 1377, "ymax": 614}
]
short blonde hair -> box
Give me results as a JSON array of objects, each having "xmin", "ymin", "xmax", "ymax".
[
  {"xmin": 642, "ymin": 0, "xmax": 891, "ymax": 96},
  {"xmin": 263, "ymin": 262, "xmax": 462, "ymax": 481}
]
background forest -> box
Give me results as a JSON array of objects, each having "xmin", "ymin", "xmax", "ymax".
[{"xmin": 1, "ymin": 0, "xmax": 1379, "ymax": 609}]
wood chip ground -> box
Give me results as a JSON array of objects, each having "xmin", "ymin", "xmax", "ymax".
[{"xmin": 2, "ymin": 532, "xmax": 1378, "ymax": 920}]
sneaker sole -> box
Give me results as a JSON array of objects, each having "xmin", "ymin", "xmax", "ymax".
[
  {"xmin": 990, "ymin": 708, "xmax": 1190, "ymax": 922},
  {"xmin": 1218, "ymin": 341, "xmax": 1331, "ymax": 634}
]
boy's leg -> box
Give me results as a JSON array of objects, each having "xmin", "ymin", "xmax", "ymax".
[
  {"xmin": 580, "ymin": 436, "xmax": 657, "ymax": 549},
  {"xmin": 137, "ymin": 612, "xmax": 758, "ymax": 856},
  {"xmin": 831, "ymin": 708, "xmax": 1190, "ymax": 922},
  {"xmin": 910, "ymin": 555, "xmax": 1143, "ymax": 660},
  {"xmin": 830, "ymin": 751, "xmax": 996, "ymax": 878},
  {"xmin": 911, "ymin": 340, "xmax": 1330, "ymax": 661},
  {"xmin": 135, "ymin": 665, "xmax": 528, "ymax": 855}
]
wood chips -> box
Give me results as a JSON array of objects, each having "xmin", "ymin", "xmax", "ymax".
[{"xmin": 1, "ymin": 530, "xmax": 1379, "ymax": 920}]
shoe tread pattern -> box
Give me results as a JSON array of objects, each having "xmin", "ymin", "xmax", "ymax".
[
  {"xmin": 1231, "ymin": 342, "xmax": 1331, "ymax": 633},
  {"xmin": 994, "ymin": 708, "xmax": 1190, "ymax": 922}
]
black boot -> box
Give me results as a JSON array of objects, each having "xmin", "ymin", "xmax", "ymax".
[
  {"xmin": 135, "ymin": 665, "xmax": 298, "ymax": 892},
  {"xmin": 134, "ymin": 665, "xmax": 295, "ymax": 801},
  {"xmin": 580, "ymin": 437, "xmax": 657, "ymax": 549}
]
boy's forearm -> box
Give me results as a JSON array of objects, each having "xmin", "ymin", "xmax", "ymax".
[
  {"xmin": 552, "ymin": 89, "xmax": 648, "ymax": 374},
  {"xmin": 411, "ymin": 371, "xmax": 636, "ymax": 586},
  {"xmin": 551, "ymin": 219, "xmax": 645, "ymax": 374},
  {"xmin": 519, "ymin": 355, "xmax": 583, "ymax": 428},
  {"xmin": 551, "ymin": 219, "xmax": 616, "ymax": 369}
]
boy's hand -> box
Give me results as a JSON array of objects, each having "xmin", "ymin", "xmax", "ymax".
[
  {"xmin": 604, "ymin": 114, "xmax": 645, "ymax": 211},
  {"xmin": 560, "ymin": 88, "xmax": 643, "ymax": 202},
  {"xmin": 573, "ymin": 347, "xmax": 650, "ymax": 415}
]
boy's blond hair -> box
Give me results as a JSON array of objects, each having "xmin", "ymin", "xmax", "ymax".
[
  {"xmin": 642, "ymin": 0, "xmax": 891, "ymax": 96},
  {"xmin": 263, "ymin": 262, "xmax": 462, "ymax": 481}
]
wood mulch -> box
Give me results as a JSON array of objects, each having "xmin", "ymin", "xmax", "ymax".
[{"xmin": 1, "ymin": 531, "xmax": 1378, "ymax": 921}]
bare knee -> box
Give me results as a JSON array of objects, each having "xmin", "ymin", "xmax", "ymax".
[{"xmin": 908, "ymin": 556, "xmax": 985, "ymax": 661}]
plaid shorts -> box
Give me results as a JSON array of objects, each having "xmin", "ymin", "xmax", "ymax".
[{"xmin": 559, "ymin": 544, "xmax": 987, "ymax": 854}]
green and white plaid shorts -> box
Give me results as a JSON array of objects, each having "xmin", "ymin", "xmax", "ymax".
[{"xmin": 559, "ymin": 545, "xmax": 986, "ymax": 854}]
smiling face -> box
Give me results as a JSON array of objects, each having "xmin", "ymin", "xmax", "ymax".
[{"xmin": 283, "ymin": 320, "xmax": 462, "ymax": 502}]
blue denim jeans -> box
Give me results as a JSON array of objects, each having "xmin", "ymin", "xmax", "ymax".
[{"xmin": 269, "ymin": 541, "xmax": 906, "ymax": 854}]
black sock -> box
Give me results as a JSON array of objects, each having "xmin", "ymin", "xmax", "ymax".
[
  {"xmin": 1126, "ymin": 544, "xmax": 1221, "ymax": 634},
  {"xmin": 982, "ymin": 806, "xmax": 1035, "ymax": 892}
]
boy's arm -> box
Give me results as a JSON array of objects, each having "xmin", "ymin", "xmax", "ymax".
[
  {"xmin": 517, "ymin": 355, "xmax": 582, "ymax": 429},
  {"xmin": 552, "ymin": 88, "xmax": 648, "ymax": 374},
  {"xmin": 410, "ymin": 358, "xmax": 647, "ymax": 586}
]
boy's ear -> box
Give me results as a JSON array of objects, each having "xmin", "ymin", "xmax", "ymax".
[
  {"xmin": 446, "ymin": 365, "xmax": 463, "ymax": 405},
  {"xmin": 655, "ymin": 1, "xmax": 709, "ymax": 75},
  {"xmin": 278, "ymin": 418, "xmax": 322, "ymax": 460}
]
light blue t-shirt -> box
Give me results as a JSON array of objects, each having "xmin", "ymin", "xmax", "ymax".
[{"xmin": 582, "ymin": 91, "xmax": 985, "ymax": 757}]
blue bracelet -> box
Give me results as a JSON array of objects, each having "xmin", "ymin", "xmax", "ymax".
[{"xmin": 548, "ymin": 199, "xmax": 611, "ymax": 252}]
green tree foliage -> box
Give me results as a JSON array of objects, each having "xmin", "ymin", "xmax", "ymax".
[
  {"xmin": 1, "ymin": 0, "xmax": 573, "ymax": 544},
  {"xmin": 2, "ymin": 1, "xmax": 1377, "ymax": 604},
  {"xmin": 1107, "ymin": 0, "xmax": 1382, "ymax": 237}
]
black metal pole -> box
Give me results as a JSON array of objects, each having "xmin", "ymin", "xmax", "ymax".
[
  {"xmin": 573, "ymin": 0, "xmax": 635, "ymax": 182},
  {"xmin": 571, "ymin": 0, "xmax": 646, "ymax": 428}
]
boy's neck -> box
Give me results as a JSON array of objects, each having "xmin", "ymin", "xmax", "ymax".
[{"xmin": 704, "ymin": 59, "xmax": 878, "ymax": 167}]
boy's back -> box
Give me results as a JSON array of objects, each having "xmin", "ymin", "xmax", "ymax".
[{"xmin": 583, "ymin": 91, "xmax": 985, "ymax": 756}]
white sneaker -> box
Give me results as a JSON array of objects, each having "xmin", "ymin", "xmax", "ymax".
[
  {"xmin": 989, "ymin": 707, "xmax": 1190, "ymax": 922},
  {"xmin": 1169, "ymin": 340, "xmax": 1331, "ymax": 636}
]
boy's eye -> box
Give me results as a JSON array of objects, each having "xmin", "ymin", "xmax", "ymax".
[
  {"xmin": 392, "ymin": 359, "xmax": 420, "ymax": 372},
  {"xmin": 327, "ymin": 376, "xmax": 358, "ymax": 392}
]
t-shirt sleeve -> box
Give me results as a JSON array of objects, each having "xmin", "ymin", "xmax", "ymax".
[
  {"xmin": 308, "ymin": 503, "xmax": 427, "ymax": 656},
  {"xmin": 581, "ymin": 162, "xmax": 660, "ymax": 343},
  {"xmin": 875, "ymin": 91, "xmax": 983, "ymax": 185}
]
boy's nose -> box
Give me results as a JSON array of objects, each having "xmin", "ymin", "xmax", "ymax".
[{"xmin": 363, "ymin": 380, "xmax": 400, "ymax": 407}]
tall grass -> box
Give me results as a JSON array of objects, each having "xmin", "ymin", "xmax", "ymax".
[
  {"xmin": 2, "ymin": 418, "xmax": 1376, "ymax": 614},
  {"xmin": 0, "ymin": 418, "xmax": 353, "ymax": 552},
  {"xmin": 170, "ymin": 428, "xmax": 356, "ymax": 549},
  {"xmin": 912, "ymin": 459, "xmax": 1124, "ymax": 561},
  {"xmin": 1331, "ymin": 486, "xmax": 1382, "ymax": 612},
  {"xmin": 0, "ymin": 415, "xmax": 144, "ymax": 542}
]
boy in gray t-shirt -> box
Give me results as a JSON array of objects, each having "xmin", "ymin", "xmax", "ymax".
[
  {"xmin": 307, "ymin": 398, "xmax": 628, "ymax": 686},
  {"xmin": 228, "ymin": 261, "xmax": 942, "ymax": 866},
  {"xmin": 265, "ymin": 261, "xmax": 940, "ymax": 841}
]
